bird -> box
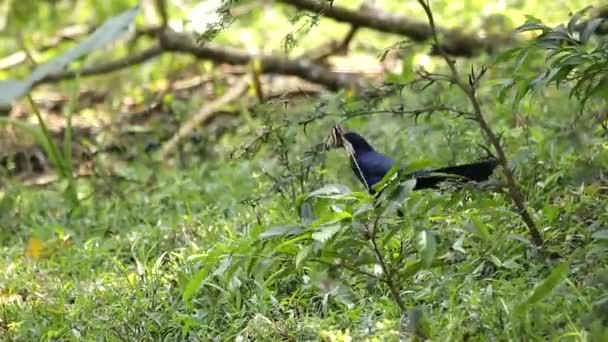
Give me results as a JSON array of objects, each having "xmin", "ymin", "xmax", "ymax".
[{"xmin": 327, "ymin": 126, "xmax": 499, "ymax": 194}]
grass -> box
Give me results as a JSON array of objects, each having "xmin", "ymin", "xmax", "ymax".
[
  {"xmin": 1, "ymin": 0, "xmax": 608, "ymax": 340},
  {"xmin": 1, "ymin": 83, "xmax": 607, "ymax": 340}
]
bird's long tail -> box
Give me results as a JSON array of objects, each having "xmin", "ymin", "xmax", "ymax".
[{"xmin": 408, "ymin": 158, "xmax": 499, "ymax": 190}]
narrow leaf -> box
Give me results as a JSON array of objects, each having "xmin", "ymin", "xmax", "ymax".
[
  {"xmin": 568, "ymin": 6, "xmax": 593, "ymax": 34},
  {"xmin": 418, "ymin": 230, "xmax": 436, "ymax": 268},
  {"xmin": 525, "ymin": 263, "xmax": 569, "ymax": 306},
  {"xmin": 591, "ymin": 230, "xmax": 608, "ymax": 241},
  {"xmin": 306, "ymin": 184, "xmax": 351, "ymax": 199},
  {"xmin": 259, "ymin": 225, "xmax": 303, "ymax": 239},
  {"xmin": 312, "ymin": 224, "xmax": 343, "ymax": 243},
  {"xmin": 581, "ymin": 18, "xmax": 605, "ymax": 44}
]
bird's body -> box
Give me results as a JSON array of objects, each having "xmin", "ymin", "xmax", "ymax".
[
  {"xmin": 333, "ymin": 130, "xmax": 498, "ymax": 193},
  {"xmin": 344, "ymin": 132, "xmax": 396, "ymax": 189}
]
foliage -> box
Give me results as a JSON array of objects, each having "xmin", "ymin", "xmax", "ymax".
[
  {"xmin": 498, "ymin": 6, "xmax": 608, "ymax": 111},
  {"xmin": 1, "ymin": 0, "xmax": 608, "ymax": 341}
]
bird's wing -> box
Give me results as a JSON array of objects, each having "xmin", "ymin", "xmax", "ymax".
[{"xmin": 352, "ymin": 151, "xmax": 395, "ymax": 189}]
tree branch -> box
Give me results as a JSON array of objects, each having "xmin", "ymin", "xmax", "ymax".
[
  {"xmin": 33, "ymin": 45, "xmax": 165, "ymax": 85},
  {"xmin": 278, "ymin": 0, "xmax": 497, "ymax": 57},
  {"xmin": 159, "ymin": 28, "xmax": 367, "ymax": 90}
]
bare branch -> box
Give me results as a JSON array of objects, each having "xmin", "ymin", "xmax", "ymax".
[
  {"xmin": 159, "ymin": 28, "xmax": 368, "ymax": 91},
  {"xmin": 279, "ymin": 0, "xmax": 497, "ymax": 57}
]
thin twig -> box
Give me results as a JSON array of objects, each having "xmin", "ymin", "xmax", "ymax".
[{"xmin": 338, "ymin": 106, "xmax": 473, "ymax": 123}]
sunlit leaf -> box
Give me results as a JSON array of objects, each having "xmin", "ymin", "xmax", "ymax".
[
  {"xmin": 272, "ymin": 234, "xmax": 312, "ymax": 253},
  {"xmin": 400, "ymin": 260, "xmax": 423, "ymax": 281},
  {"xmin": 308, "ymin": 211, "xmax": 351, "ymax": 230}
]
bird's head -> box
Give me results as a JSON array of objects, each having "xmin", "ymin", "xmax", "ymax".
[{"xmin": 326, "ymin": 125, "xmax": 375, "ymax": 153}]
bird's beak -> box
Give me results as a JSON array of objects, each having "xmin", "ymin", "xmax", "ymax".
[{"xmin": 325, "ymin": 125, "xmax": 345, "ymax": 150}]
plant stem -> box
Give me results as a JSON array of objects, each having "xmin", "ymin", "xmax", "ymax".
[
  {"xmin": 369, "ymin": 218, "xmax": 407, "ymax": 313},
  {"xmin": 417, "ymin": 0, "xmax": 543, "ymax": 247}
]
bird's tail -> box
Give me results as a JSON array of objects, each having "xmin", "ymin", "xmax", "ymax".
[{"xmin": 409, "ymin": 158, "xmax": 499, "ymax": 190}]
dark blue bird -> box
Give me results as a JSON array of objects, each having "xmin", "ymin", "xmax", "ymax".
[{"xmin": 328, "ymin": 126, "xmax": 498, "ymax": 193}]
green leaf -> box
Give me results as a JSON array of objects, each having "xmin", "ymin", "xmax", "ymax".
[
  {"xmin": 493, "ymin": 47, "xmax": 522, "ymax": 65},
  {"xmin": 259, "ymin": 225, "xmax": 303, "ymax": 239},
  {"xmin": 272, "ymin": 233, "xmax": 313, "ymax": 253},
  {"xmin": 306, "ymin": 184, "xmax": 351, "ymax": 199},
  {"xmin": 581, "ymin": 18, "xmax": 605, "ymax": 44},
  {"xmin": 591, "ymin": 230, "xmax": 608, "ymax": 241},
  {"xmin": 513, "ymin": 48, "xmax": 532, "ymax": 73},
  {"xmin": 371, "ymin": 162, "xmax": 401, "ymax": 193},
  {"xmin": 489, "ymin": 254, "xmax": 502, "ymax": 268},
  {"xmin": 312, "ymin": 224, "xmax": 343, "ymax": 243},
  {"xmin": 308, "ymin": 211, "xmax": 352, "ymax": 230},
  {"xmin": 522, "ymin": 263, "xmax": 570, "ymax": 308},
  {"xmin": 497, "ymin": 78, "xmax": 516, "ymax": 103},
  {"xmin": 567, "ymin": 6, "xmax": 593, "ymax": 34},
  {"xmin": 418, "ymin": 230, "xmax": 436, "ymax": 268},
  {"xmin": 212, "ymin": 256, "xmax": 233, "ymax": 277},
  {"xmin": 468, "ymin": 216, "xmax": 490, "ymax": 241},
  {"xmin": 512, "ymin": 79, "xmax": 532, "ymax": 111},
  {"xmin": 515, "ymin": 21, "xmax": 549, "ymax": 33},
  {"xmin": 183, "ymin": 261, "xmax": 215, "ymax": 304},
  {"xmin": 400, "ymin": 260, "xmax": 423, "ymax": 281},
  {"xmin": 295, "ymin": 245, "xmax": 313, "ymax": 268}
]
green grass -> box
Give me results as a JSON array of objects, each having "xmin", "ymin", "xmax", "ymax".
[
  {"xmin": 2, "ymin": 0, "xmax": 608, "ymax": 340},
  {"xmin": 1, "ymin": 81, "xmax": 607, "ymax": 340}
]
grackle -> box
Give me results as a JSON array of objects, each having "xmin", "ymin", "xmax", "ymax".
[{"xmin": 328, "ymin": 126, "xmax": 498, "ymax": 193}]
